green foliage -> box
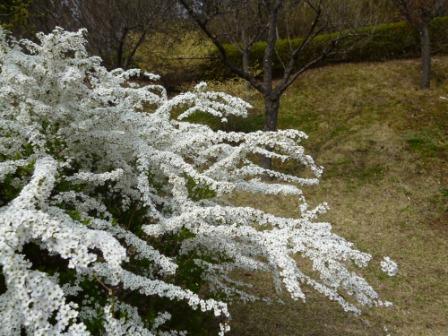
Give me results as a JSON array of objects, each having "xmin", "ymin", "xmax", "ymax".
[
  {"xmin": 203, "ymin": 17, "xmax": 448, "ymax": 79},
  {"xmin": 175, "ymin": 252, "xmax": 206, "ymax": 292},
  {"xmin": 142, "ymin": 227, "xmax": 221, "ymax": 335},
  {"xmin": 0, "ymin": 159, "xmax": 34, "ymax": 206},
  {"xmin": 185, "ymin": 175, "xmax": 217, "ymax": 202},
  {"xmin": 441, "ymin": 188, "xmax": 448, "ymax": 198},
  {"xmin": 405, "ymin": 130, "xmax": 447, "ymax": 158},
  {"xmin": 78, "ymin": 278, "xmax": 109, "ymax": 334}
]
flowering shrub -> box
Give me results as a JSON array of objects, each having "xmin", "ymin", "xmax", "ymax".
[{"xmin": 0, "ymin": 28, "xmax": 397, "ymax": 335}]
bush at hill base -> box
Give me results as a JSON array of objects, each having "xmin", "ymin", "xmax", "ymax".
[{"xmin": 202, "ymin": 17, "xmax": 448, "ymax": 79}]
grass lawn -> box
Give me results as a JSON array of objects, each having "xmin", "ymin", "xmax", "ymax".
[{"xmin": 195, "ymin": 57, "xmax": 448, "ymax": 335}]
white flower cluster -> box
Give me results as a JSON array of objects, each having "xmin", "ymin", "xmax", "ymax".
[
  {"xmin": 0, "ymin": 27, "xmax": 396, "ymax": 335},
  {"xmin": 381, "ymin": 257, "xmax": 398, "ymax": 277}
]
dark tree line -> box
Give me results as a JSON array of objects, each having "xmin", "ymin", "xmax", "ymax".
[
  {"xmin": 1, "ymin": 0, "xmax": 447, "ymax": 142},
  {"xmin": 33, "ymin": 0, "xmax": 176, "ymax": 69},
  {"xmin": 1, "ymin": 0, "xmax": 176, "ymax": 69}
]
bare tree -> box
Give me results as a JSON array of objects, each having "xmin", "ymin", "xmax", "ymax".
[
  {"xmin": 324, "ymin": 0, "xmax": 397, "ymax": 29},
  {"xmin": 392, "ymin": 0, "xmax": 448, "ymax": 89},
  {"xmin": 28, "ymin": 0, "xmax": 173, "ymax": 69},
  {"xmin": 207, "ymin": 1, "xmax": 267, "ymax": 75},
  {"xmin": 178, "ymin": 1, "xmax": 347, "ymax": 137}
]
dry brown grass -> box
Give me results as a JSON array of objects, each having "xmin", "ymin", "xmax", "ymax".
[{"xmin": 211, "ymin": 57, "xmax": 448, "ymax": 335}]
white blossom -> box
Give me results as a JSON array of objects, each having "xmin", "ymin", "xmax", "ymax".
[
  {"xmin": 381, "ymin": 256, "xmax": 398, "ymax": 277},
  {"xmin": 0, "ymin": 27, "xmax": 396, "ymax": 335}
]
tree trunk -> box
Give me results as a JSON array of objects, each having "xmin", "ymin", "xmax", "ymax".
[
  {"xmin": 242, "ymin": 47, "xmax": 252, "ymax": 89},
  {"xmin": 241, "ymin": 28, "xmax": 250, "ymax": 74},
  {"xmin": 264, "ymin": 95, "xmax": 280, "ymax": 132},
  {"xmin": 419, "ymin": 23, "xmax": 431, "ymax": 89},
  {"xmin": 261, "ymin": 95, "xmax": 280, "ymax": 169},
  {"xmin": 116, "ymin": 28, "xmax": 128, "ymax": 68},
  {"xmin": 242, "ymin": 48, "xmax": 250, "ymax": 75},
  {"xmin": 124, "ymin": 30, "xmax": 147, "ymax": 69}
]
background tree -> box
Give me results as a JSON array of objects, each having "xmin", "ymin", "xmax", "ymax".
[
  {"xmin": 323, "ymin": 0, "xmax": 398, "ymax": 29},
  {"xmin": 392, "ymin": 0, "xmax": 448, "ymax": 89},
  {"xmin": 206, "ymin": 0, "xmax": 267, "ymax": 75},
  {"xmin": 179, "ymin": 0, "xmax": 370, "ymax": 148},
  {"xmin": 28, "ymin": 0, "xmax": 173, "ymax": 68},
  {"xmin": 179, "ymin": 0, "xmax": 365, "ymax": 168},
  {"xmin": 0, "ymin": 0, "xmax": 31, "ymax": 34},
  {"xmin": 180, "ymin": 1, "xmax": 341, "ymax": 136}
]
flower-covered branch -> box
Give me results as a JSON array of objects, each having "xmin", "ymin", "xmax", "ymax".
[{"xmin": 0, "ymin": 27, "xmax": 396, "ymax": 335}]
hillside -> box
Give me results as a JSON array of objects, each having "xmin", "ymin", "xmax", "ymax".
[{"xmin": 199, "ymin": 57, "xmax": 447, "ymax": 335}]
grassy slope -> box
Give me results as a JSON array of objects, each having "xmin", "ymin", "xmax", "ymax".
[{"xmin": 204, "ymin": 57, "xmax": 448, "ymax": 336}]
